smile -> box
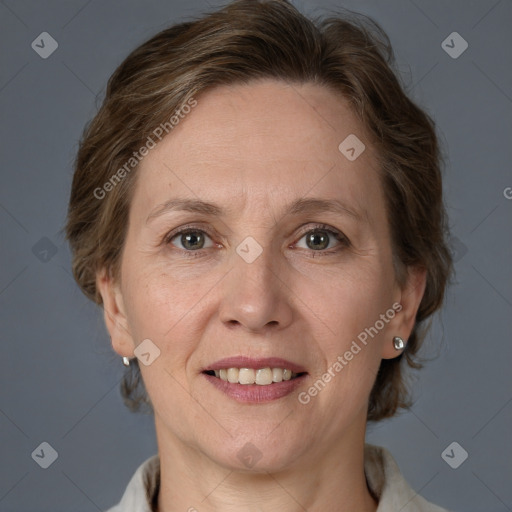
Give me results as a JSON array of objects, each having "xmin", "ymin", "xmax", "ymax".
[{"xmin": 202, "ymin": 357, "xmax": 308, "ymax": 403}]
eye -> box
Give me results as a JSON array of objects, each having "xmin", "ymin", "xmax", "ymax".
[
  {"xmin": 295, "ymin": 225, "xmax": 348, "ymax": 253},
  {"xmin": 166, "ymin": 228, "xmax": 214, "ymax": 251}
]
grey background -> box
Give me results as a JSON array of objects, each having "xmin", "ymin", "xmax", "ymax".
[{"xmin": 0, "ymin": 0, "xmax": 511, "ymax": 511}]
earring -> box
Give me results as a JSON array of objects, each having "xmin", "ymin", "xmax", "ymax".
[
  {"xmin": 393, "ymin": 336, "xmax": 405, "ymax": 350},
  {"xmin": 122, "ymin": 357, "xmax": 130, "ymax": 367}
]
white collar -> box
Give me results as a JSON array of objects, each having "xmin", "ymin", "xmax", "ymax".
[{"xmin": 107, "ymin": 444, "xmax": 450, "ymax": 512}]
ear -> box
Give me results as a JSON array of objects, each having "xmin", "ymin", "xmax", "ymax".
[
  {"xmin": 381, "ymin": 265, "xmax": 427, "ymax": 359},
  {"xmin": 96, "ymin": 267, "xmax": 134, "ymax": 358}
]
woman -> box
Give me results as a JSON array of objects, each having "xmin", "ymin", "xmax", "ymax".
[{"xmin": 65, "ymin": 1, "xmax": 453, "ymax": 510}]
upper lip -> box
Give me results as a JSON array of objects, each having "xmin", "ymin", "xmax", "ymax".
[{"xmin": 204, "ymin": 356, "xmax": 307, "ymax": 374}]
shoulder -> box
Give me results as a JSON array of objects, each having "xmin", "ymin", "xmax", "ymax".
[
  {"xmin": 104, "ymin": 454, "xmax": 160, "ymax": 512},
  {"xmin": 364, "ymin": 444, "xmax": 452, "ymax": 512}
]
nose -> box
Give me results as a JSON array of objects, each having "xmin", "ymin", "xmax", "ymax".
[{"xmin": 218, "ymin": 242, "xmax": 294, "ymax": 335}]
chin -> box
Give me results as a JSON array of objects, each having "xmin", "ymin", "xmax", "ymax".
[{"xmin": 203, "ymin": 430, "xmax": 308, "ymax": 474}]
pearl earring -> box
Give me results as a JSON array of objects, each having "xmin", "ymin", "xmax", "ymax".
[
  {"xmin": 393, "ymin": 336, "xmax": 405, "ymax": 350},
  {"xmin": 122, "ymin": 357, "xmax": 130, "ymax": 367}
]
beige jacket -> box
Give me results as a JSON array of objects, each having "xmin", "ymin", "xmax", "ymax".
[{"xmin": 105, "ymin": 444, "xmax": 451, "ymax": 512}]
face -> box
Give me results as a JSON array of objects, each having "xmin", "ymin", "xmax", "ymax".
[{"xmin": 98, "ymin": 80, "xmax": 424, "ymax": 472}]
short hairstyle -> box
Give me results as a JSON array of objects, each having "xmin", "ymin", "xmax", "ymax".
[{"xmin": 65, "ymin": 0, "xmax": 453, "ymax": 421}]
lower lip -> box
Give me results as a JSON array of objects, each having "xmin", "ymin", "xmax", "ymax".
[{"xmin": 203, "ymin": 373, "xmax": 307, "ymax": 403}]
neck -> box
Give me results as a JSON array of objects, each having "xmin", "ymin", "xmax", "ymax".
[{"xmin": 154, "ymin": 417, "xmax": 378, "ymax": 512}]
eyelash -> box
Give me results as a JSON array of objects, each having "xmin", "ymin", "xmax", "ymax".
[{"xmin": 163, "ymin": 223, "xmax": 350, "ymax": 258}]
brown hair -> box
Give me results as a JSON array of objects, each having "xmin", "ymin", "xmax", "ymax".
[{"xmin": 65, "ymin": 0, "xmax": 453, "ymax": 421}]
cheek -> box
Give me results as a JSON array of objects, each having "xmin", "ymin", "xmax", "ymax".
[
  {"xmin": 121, "ymin": 265, "xmax": 206, "ymax": 356},
  {"xmin": 300, "ymin": 262, "xmax": 393, "ymax": 343},
  {"xmin": 121, "ymin": 267, "xmax": 209, "ymax": 424},
  {"xmin": 299, "ymin": 278, "xmax": 391, "ymax": 426},
  {"xmin": 296, "ymin": 259, "xmax": 395, "ymax": 404}
]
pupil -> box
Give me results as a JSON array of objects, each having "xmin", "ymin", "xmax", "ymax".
[
  {"xmin": 307, "ymin": 230, "xmax": 329, "ymax": 250},
  {"xmin": 183, "ymin": 232, "xmax": 204, "ymax": 250}
]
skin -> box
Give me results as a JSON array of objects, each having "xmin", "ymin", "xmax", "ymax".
[{"xmin": 97, "ymin": 80, "xmax": 426, "ymax": 512}]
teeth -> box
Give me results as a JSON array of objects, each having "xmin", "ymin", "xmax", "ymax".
[
  {"xmin": 272, "ymin": 368, "xmax": 283, "ymax": 382},
  {"xmin": 213, "ymin": 367, "xmax": 298, "ymax": 385},
  {"xmin": 238, "ymin": 368, "xmax": 255, "ymax": 384},
  {"xmin": 255, "ymin": 368, "xmax": 272, "ymax": 385},
  {"xmin": 227, "ymin": 367, "xmax": 239, "ymax": 383}
]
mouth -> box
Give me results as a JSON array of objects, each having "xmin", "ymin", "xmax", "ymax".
[{"xmin": 202, "ymin": 357, "xmax": 308, "ymax": 403}]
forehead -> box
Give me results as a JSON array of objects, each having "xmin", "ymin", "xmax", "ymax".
[{"xmin": 133, "ymin": 79, "xmax": 382, "ymax": 221}]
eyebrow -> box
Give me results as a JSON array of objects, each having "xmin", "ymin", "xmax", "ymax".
[{"xmin": 146, "ymin": 197, "xmax": 364, "ymax": 224}]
